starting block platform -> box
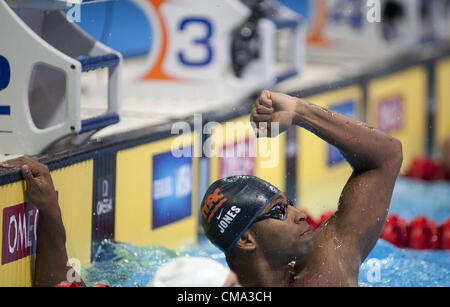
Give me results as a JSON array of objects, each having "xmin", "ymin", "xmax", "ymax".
[{"xmin": 0, "ymin": 0, "xmax": 122, "ymax": 155}]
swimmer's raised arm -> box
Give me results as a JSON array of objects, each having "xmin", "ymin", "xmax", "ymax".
[
  {"xmin": 251, "ymin": 91, "xmax": 402, "ymax": 265},
  {"xmin": 0, "ymin": 157, "xmax": 85, "ymax": 287}
]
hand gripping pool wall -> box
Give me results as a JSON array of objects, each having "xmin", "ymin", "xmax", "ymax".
[
  {"xmin": 115, "ymin": 132, "xmax": 199, "ymax": 249},
  {"xmin": 293, "ymin": 85, "xmax": 364, "ymax": 219},
  {"xmin": 0, "ymin": 160, "xmax": 93, "ymax": 286},
  {"xmin": 435, "ymin": 56, "xmax": 450, "ymax": 153},
  {"xmin": 366, "ymin": 66, "xmax": 428, "ymax": 171}
]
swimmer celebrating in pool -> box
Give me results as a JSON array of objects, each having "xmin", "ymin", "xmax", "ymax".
[{"xmin": 201, "ymin": 90, "xmax": 403, "ymax": 287}]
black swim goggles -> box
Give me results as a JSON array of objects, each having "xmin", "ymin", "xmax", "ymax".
[{"xmin": 252, "ymin": 199, "xmax": 294, "ymax": 224}]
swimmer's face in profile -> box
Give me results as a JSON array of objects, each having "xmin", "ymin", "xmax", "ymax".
[
  {"xmin": 201, "ymin": 175, "xmax": 312, "ymax": 263},
  {"xmin": 248, "ymin": 193, "xmax": 314, "ymax": 263}
]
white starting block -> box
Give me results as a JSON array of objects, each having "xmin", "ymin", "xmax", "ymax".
[
  {"xmin": 431, "ymin": 0, "xmax": 450, "ymax": 41},
  {"xmin": 6, "ymin": 0, "xmax": 82, "ymax": 10},
  {"xmin": 306, "ymin": 0, "xmax": 420, "ymax": 62},
  {"xmin": 126, "ymin": 0, "xmax": 305, "ymax": 103},
  {"xmin": 410, "ymin": 0, "xmax": 450, "ymax": 44},
  {"xmin": 0, "ymin": 0, "xmax": 122, "ymax": 155}
]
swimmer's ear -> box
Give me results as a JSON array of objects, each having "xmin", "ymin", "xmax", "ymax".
[{"xmin": 235, "ymin": 230, "xmax": 257, "ymax": 252}]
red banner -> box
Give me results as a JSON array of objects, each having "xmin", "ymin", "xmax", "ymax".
[
  {"xmin": 2, "ymin": 203, "xmax": 38, "ymax": 265},
  {"xmin": 378, "ymin": 95, "xmax": 403, "ymax": 133},
  {"xmin": 219, "ymin": 138, "xmax": 255, "ymax": 179}
]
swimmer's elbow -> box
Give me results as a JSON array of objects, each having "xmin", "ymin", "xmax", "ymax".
[
  {"xmin": 393, "ymin": 138, "xmax": 403, "ymax": 166},
  {"xmin": 385, "ymin": 138, "xmax": 403, "ymax": 172}
]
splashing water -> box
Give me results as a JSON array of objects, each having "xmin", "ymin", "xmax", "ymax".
[
  {"xmin": 359, "ymin": 240, "xmax": 449, "ymax": 287},
  {"xmin": 82, "ymin": 237, "xmax": 226, "ymax": 287},
  {"xmin": 389, "ymin": 178, "xmax": 450, "ymax": 223},
  {"xmin": 82, "ymin": 237, "xmax": 449, "ymax": 287}
]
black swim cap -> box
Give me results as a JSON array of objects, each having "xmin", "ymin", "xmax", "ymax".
[{"xmin": 201, "ymin": 176, "xmax": 281, "ymax": 254}]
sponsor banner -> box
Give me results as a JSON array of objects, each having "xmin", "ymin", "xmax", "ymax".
[
  {"xmin": 327, "ymin": 101, "xmax": 356, "ymax": 166},
  {"xmin": 152, "ymin": 151, "xmax": 192, "ymax": 229},
  {"xmin": 2, "ymin": 202, "xmax": 38, "ymax": 265},
  {"xmin": 219, "ymin": 138, "xmax": 255, "ymax": 179},
  {"xmin": 209, "ymin": 115, "xmax": 286, "ymax": 192},
  {"xmin": 377, "ymin": 95, "xmax": 404, "ymax": 133},
  {"xmin": 435, "ymin": 57, "xmax": 450, "ymax": 152},
  {"xmin": 49, "ymin": 161, "xmax": 94, "ymax": 268},
  {"xmin": 0, "ymin": 181, "xmax": 32, "ymax": 286},
  {"xmin": 115, "ymin": 133, "xmax": 199, "ymax": 249},
  {"xmin": 297, "ymin": 86, "xmax": 363, "ymax": 219},
  {"xmin": 367, "ymin": 66, "xmax": 427, "ymax": 171},
  {"xmin": 209, "ymin": 116, "xmax": 256, "ymax": 184},
  {"xmin": 91, "ymin": 153, "xmax": 116, "ymax": 261}
]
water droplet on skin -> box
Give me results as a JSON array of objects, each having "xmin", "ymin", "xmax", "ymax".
[{"xmin": 334, "ymin": 237, "xmax": 342, "ymax": 249}]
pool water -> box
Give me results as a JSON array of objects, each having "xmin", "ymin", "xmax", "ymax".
[
  {"xmin": 82, "ymin": 178, "xmax": 450, "ymax": 287},
  {"xmin": 389, "ymin": 178, "xmax": 450, "ymax": 224},
  {"xmin": 82, "ymin": 238, "xmax": 225, "ymax": 287}
]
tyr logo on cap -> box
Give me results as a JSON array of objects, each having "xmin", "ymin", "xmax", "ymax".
[{"xmin": 202, "ymin": 188, "xmax": 228, "ymax": 223}]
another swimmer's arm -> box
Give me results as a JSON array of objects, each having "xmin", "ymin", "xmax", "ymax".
[
  {"xmin": 251, "ymin": 91, "xmax": 403, "ymax": 262},
  {"xmin": 0, "ymin": 157, "xmax": 86, "ymax": 287}
]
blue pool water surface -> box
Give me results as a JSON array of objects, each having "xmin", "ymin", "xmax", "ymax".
[{"xmin": 82, "ymin": 178, "xmax": 450, "ymax": 287}]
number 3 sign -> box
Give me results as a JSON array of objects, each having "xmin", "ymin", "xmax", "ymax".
[{"xmin": 132, "ymin": 0, "xmax": 305, "ymax": 102}]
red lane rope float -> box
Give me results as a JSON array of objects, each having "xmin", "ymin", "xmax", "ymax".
[
  {"xmin": 305, "ymin": 211, "xmax": 450, "ymax": 251},
  {"xmin": 55, "ymin": 281, "xmax": 81, "ymax": 287},
  {"xmin": 404, "ymin": 156, "xmax": 450, "ymax": 181},
  {"xmin": 55, "ymin": 281, "xmax": 110, "ymax": 287}
]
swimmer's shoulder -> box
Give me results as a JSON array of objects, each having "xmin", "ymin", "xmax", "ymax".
[
  {"xmin": 290, "ymin": 255, "xmax": 358, "ymax": 287},
  {"xmin": 290, "ymin": 226, "xmax": 359, "ymax": 287}
]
